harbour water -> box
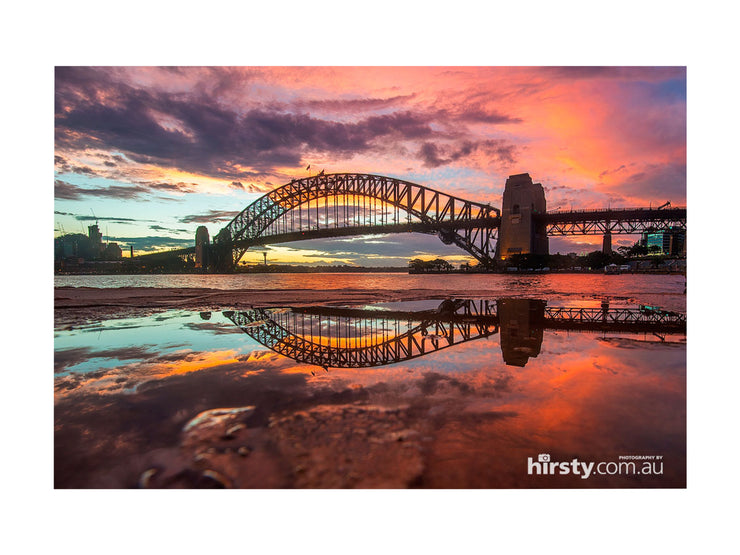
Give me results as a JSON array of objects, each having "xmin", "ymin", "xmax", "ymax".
[{"xmin": 55, "ymin": 272, "xmax": 686, "ymax": 312}]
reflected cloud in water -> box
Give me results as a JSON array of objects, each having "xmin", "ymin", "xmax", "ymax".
[{"xmin": 54, "ymin": 297, "xmax": 685, "ymax": 488}]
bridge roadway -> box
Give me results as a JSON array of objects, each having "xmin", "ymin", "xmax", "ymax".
[
  {"xmin": 232, "ymin": 206, "xmax": 686, "ymax": 249},
  {"xmin": 539, "ymin": 206, "xmax": 687, "ymax": 236},
  {"xmin": 135, "ymin": 217, "xmax": 501, "ymax": 259}
]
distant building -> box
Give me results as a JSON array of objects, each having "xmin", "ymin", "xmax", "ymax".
[
  {"xmin": 55, "ymin": 233, "xmax": 96, "ymax": 261},
  {"xmin": 195, "ymin": 226, "xmax": 210, "ymax": 269},
  {"xmin": 102, "ymin": 242, "xmax": 122, "ymax": 260},
  {"xmin": 642, "ymin": 227, "xmax": 686, "ymax": 256},
  {"xmin": 88, "ymin": 224, "xmax": 103, "ymax": 256},
  {"xmin": 55, "ymin": 225, "xmax": 124, "ymax": 264}
]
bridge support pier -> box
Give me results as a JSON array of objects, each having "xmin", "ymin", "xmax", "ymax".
[
  {"xmin": 195, "ymin": 226, "xmax": 210, "ymax": 270},
  {"xmin": 207, "ymin": 243, "xmax": 236, "ymax": 273},
  {"xmin": 497, "ymin": 173, "xmax": 549, "ymax": 260},
  {"xmin": 602, "ymin": 231, "xmax": 612, "ymax": 254}
]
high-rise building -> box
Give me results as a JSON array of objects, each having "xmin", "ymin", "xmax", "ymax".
[
  {"xmin": 102, "ymin": 242, "xmax": 122, "ymax": 260},
  {"xmin": 195, "ymin": 226, "xmax": 210, "ymax": 269},
  {"xmin": 88, "ymin": 224, "xmax": 103, "ymax": 256},
  {"xmin": 642, "ymin": 227, "xmax": 686, "ymax": 256}
]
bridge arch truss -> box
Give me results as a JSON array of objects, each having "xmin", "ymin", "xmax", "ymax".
[{"xmin": 213, "ymin": 173, "xmax": 501, "ymax": 270}]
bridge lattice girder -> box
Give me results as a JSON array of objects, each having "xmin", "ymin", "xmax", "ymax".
[
  {"xmin": 538, "ymin": 207, "xmax": 686, "ymax": 236},
  {"xmin": 224, "ymin": 300, "xmax": 500, "ymax": 369},
  {"xmin": 223, "ymin": 300, "xmax": 685, "ymax": 369},
  {"xmin": 214, "ymin": 173, "xmax": 501, "ymax": 268}
]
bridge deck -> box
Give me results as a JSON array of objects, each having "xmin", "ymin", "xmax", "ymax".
[{"xmin": 539, "ymin": 207, "xmax": 686, "ymax": 236}]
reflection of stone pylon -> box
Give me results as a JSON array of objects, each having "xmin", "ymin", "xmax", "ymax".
[
  {"xmin": 263, "ymin": 252, "xmax": 267, "ymax": 265},
  {"xmin": 497, "ymin": 298, "xmax": 546, "ymax": 367}
]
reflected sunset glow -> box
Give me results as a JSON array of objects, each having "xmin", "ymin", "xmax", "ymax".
[{"xmin": 55, "ymin": 289, "xmax": 685, "ymax": 488}]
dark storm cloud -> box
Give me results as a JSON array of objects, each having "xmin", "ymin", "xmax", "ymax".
[
  {"xmin": 75, "ymin": 215, "xmax": 153, "ymax": 225},
  {"xmin": 150, "ymin": 224, "xmax": 188, "ymax": 233},
  {"xmin": 54, "ymin": 68, "xmax": 451, "ymax": 179},
  {"xmin": 361, "ymin": 111, "xmax": 433, "ymax": 139},
  {"xmin": 66, "ymin": 213, "xmax": 154, "ymax": 225},
  {"xmin": 140, "ymin": 181, "xmax": 197, "ymax": 193},
  {"xmin": 417, "ymin": 139, "xmax": 516, "ymax": 168},
  {"xmin": 418, "ymin": 143, "xmax": 451, "ymax": 168},
  {"xmin": 54, "ymin": 177, "xmax": 195, "ymax": 200},
  {"xmin": 54, "ymin": 154, "xmax": 101, "ymax": 176},
  {"xmin": 299, "ymin": 94, "xmax": 417, "ymax": 112},
  {"xmin": 178, "ymin": 209, "xmax": 241, "ymax": 224},
  {"xmin": 436, "ymin": 106, "xmax": 522, "ymax": 125},
  {"xmin": 70, "ymin": 164, "xmax": 98, "ymax": 176},
  {"xmin": 55, "ymin": 179, "xmax": 83, "ymax": 200},
  {"xmin": 54, "ymin": 179, "xmax": 152, "ymax": 200}
]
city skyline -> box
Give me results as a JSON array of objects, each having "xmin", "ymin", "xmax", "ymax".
[{"xmin": 54, "ymin": 66, "xmax": 686, "ymax": 266}]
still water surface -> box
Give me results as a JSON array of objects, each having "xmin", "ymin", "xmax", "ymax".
[{"xmin": 54, "ymin": 273, "xmax": 686, "ymax": 488}]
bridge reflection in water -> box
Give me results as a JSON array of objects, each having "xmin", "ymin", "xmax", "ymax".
[{"xmin": 224, "ymin": 298, "xmax": 686, "ymax": 370}]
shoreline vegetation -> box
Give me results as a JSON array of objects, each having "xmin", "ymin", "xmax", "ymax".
[
  {"xmin": 55, "ymin": 265, "xmax": 686, "ymax": 276},
  {"xmin": 55, "ymin": 251, "xmax": 686, "ymax": 276}
]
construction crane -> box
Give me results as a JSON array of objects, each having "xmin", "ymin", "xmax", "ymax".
[{"xmin": 656, "ymin": 201, "xmax": 671, "ymax": 210}]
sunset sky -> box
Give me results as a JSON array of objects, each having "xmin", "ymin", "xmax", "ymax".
[{"xmin": 54, "ymin": 66, "xmax": 686, "ymax": 265}]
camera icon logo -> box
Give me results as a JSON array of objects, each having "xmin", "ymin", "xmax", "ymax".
[{"xmin": 538, "ymin": 454, "xmax": 551, "ymax": 462}]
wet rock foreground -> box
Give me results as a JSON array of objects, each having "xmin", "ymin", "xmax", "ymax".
[{"xmin": 138, "ymin": 404, "xmax": 425, "ymax": 488}]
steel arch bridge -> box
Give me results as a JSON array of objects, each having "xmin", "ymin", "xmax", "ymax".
[{"xmin": 211, "ymin": 173, "xmax": 501, "ymax": 271}]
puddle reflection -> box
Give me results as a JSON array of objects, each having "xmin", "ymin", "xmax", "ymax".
[
  {"xmin": 54, "ymin": 297, "xmax": 686, "ymax": 489},
  {"xmin": 225, "ymin": 298, "xmax": 685, "ymax": 370}
]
